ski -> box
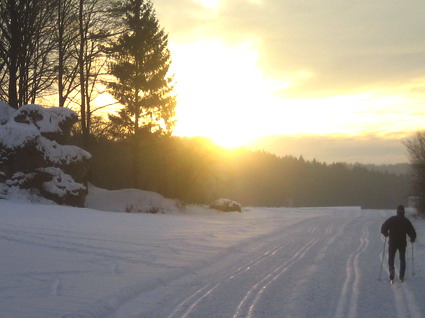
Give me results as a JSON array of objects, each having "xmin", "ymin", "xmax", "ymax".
[{"xmin": 389, "ymin": 278, "xmax": 405, "ymax": 284}]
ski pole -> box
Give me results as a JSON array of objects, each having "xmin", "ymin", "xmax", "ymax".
[
  {"xmin": 412, "ymin": 242, "xmax": 415, "ymax": 277},
  {"xmin": 378, "ymin": 236, "xmax": 387, "ymax": 281}
]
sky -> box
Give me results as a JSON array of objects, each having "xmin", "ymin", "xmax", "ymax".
[{"xmin": 153, "ymin": 0, "xmax": 425, "ymax": 163}]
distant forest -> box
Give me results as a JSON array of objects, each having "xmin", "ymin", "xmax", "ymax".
[{"xmin": 81, "ymin": 134, "xmax": 411, "ymax": 209}]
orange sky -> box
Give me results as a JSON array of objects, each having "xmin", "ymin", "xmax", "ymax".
[{"xmin": 153, "ymin": 0, "xmax": 425, "ymax": 162}]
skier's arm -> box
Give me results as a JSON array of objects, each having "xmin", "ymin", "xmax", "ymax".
[
  {"xmin": 407, "ymin": 220, "xmax": 417, "ymax": 242},
  {"xmin": 381, "ymin": 219, "xmax": 389, "ymax": 237}
]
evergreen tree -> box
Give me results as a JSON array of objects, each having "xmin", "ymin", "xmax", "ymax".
[
  {"xmin": 106, "ymin": 0, "xmax": 176, "ymax": 187},
  {"xmin": 107, "ymin": 0, "xmax": 175, "ymax": 137}
]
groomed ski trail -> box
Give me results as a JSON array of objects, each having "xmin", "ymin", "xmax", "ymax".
[
  {"xmin": 232, "ymin": 236, "xmax": 320, "ymax": 318},
  {"xmin": 334, "ymin": 222, "xmax": 370, "ymax": 318},
  {"xmin": 60, "ymin": 210, "xmax": 423, "ymax": 318}
]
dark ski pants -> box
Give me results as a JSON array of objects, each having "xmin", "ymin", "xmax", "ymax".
[{"xmin": 388, "ymin": 243, "xmax": 406, "ymax": 280}]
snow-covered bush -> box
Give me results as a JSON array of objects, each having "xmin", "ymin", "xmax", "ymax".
[
  {"xmin": 85, "ymin": 184, "xmax": 181, "ymax": 214},
  {"xmin": 209, "ymin": 198, "xmax": 242, "ymax": 212},
  {"xmin": 0, "ymin": 103, "xmax": 91, "ymax": 206}
]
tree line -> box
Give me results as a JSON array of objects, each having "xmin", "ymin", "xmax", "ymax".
[{"xmin": 85, "ymin": 135, "xmax": 411, "ymax": 209}]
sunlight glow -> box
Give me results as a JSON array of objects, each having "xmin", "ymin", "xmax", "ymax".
[
  {"xmin": 194, "ymin": 0, "xmax": 220, "ymax": 10},
  {"xmin": 170, "ymin": 40, "xmax": 288, "ymax": 148},
  {"xmin": 169, "ymin": 41, "xmax": 425, "ymax": 149}
]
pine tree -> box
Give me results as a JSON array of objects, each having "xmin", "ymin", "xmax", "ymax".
[
  {"xmin": 107, "ymin": 0, "xmax": 176, "ymax": 187},
  {"xmin": 107, "ymin": 0, "xmax": 175, "ymax": 136}
]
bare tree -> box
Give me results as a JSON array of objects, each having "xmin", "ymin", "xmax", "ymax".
[
  {"xmin": 77, "ymin": 0, "xmax": 111, "ymax": 144},
  {"xmin": 0, "ymin": 0, "xmax": 115, "ymax": 146},
  {"xmin": 0, "ymin": 0, "xmax": 57, "ymax": 108},
  {"xmin": 56, "ymin": 0, "xmax": 80, "ymax": 107},
  {"xmin": 404, "ymin": 131, "xmax": 425, "ymax": 214}
]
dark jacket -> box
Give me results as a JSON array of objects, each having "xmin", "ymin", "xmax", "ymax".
[{"xmin": 381, "ymin": 215, "xmax": 416, "ymax": 247}]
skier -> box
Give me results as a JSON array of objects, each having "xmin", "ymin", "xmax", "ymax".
[{"xmin": 381, "ymin": 205, "xmax": 416, "ymax": 282}]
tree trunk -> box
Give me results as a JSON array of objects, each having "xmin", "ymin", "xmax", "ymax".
[
  {"xmin": 58, "ymin": 0, "xmax": 65, "ymax": 107},
  {"xmin": 7, "ymin": 0, "xmax": 19, "ymax": 108},
  {"xmin": 78, "ymin": 0, "xmax": 88, "ymax": 144},
  {"xmin": 132, "ymin": 83, "xmax": 141, "ymax": 188}
]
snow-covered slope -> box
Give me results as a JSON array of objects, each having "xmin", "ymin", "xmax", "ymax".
[{"xmin": 1, "ymin": 201, "xmax": 424, "ymax": 318}]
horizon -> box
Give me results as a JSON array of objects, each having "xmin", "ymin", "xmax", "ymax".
[
  {"xmin": 151, "ymin": 0, "xmax": 425, "ymax": 162},
  {"xmin": 246, "ymin": 133, "xmax": 411, "ymax": 165}
]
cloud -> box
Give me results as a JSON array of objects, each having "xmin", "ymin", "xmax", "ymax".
[
  {"xmin": 155, "ymin": 0, "xmax": 425, "ymax": 152},
  {"xmin": 155, "ymin": 0, "xmax": 425, "ymax": 98},
  {"xmin": 248, "ymin": 133, "xmax": 412, "ymax": 164}
]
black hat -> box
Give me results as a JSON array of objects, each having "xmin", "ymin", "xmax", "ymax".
[{"xmin": 397, "ymin": 205, "xmax": 405, "ymax": 216}]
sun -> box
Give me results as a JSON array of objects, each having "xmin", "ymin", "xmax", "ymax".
[
  {"xmin": 207, "ymin": 127, "xmax": 259, "ymax": 149},
  {"xmin": 170, "ymin": 40, "xmax": 285, "ymax": 148}
]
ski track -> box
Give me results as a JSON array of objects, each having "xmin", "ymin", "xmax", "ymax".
[
  {"xmin": 0, "ymin": 225, "xmax": 177, "ymax": 269},
  {"xmin": 334, "ymin": 221, "xmax": 370, "ymax": 318},
  {"xmin": 106, "ymin": 216, "xmax": 375, "ymax": 318},
  {"xmin": 168, "ymin": 217, "xmax": 350, "ymax": 318},
  {"xmin": 106, "ymin": 218, "xmax": 318, "ymax": 318},
  {"xmin": 382, "ymin": 252, "xmax": 422, "ymax": 318},
  {"xmin": 390, "ymin": 273, "xmax": 421, "ymax": 318},
  {"xmin": 166, "ymin": 234, "xmax": 297, "ymax": 318},
  {"xmin": 161, "ymin": 218, "xmax": 336, "ymax": 318},
  {"xmin": 233, "ymin": 237, "xmax": 320, "ymax": 318},
  {"xmin": 57, "ymin": 210, "xmax": 424, "ymax": 318},
  {"xmin": 169, "ymin": 218, "xmax": 348, "ymax": 318},
  {"xmin": 108, "ymin": 218, "xmax": 324, "ymax": 318}
]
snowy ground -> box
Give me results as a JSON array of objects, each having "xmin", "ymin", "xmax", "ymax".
[{"xmin": 0, "ymin": 200, "xmax": 424, "ymax": 318}]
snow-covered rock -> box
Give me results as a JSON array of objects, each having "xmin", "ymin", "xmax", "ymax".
[
  {"xmin": 0, "ymin": 102, "xmax": 91, "ymax": 206},
  {"xmin": 13, "ymin": 104, "xmax": 78, "ymax": 141},
  {"xmin": 210, "ymin": 198, "xmax": 242, "ymax": 212}
]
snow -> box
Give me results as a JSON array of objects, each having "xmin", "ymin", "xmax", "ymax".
[
  {"xmin": 0, "ymin": 119, "xmax": 39, "ymax": 148},
  {"xmin": 0, "ymin": 103, "xmax": 90, "ymax": 163},
  {"xmin": 0, "ymin": 101, "xmax": 15, "ymax": 124},
  {"xmin": 1, "ymin": 195, "xmax": 424, "ymax": 318},
  {"xmin": 12, "ymin": 104, "xmax": 77, "ymax": 135},
  {"xmin": 0, "ymin": 184, "xmax": 54, "ymax": 204},
  {"xmin": 85, "ymin": 183, "xmax": 182, "ymax": 214},
  {"xmin": 210, "ymin": 198, "xmax": 242, "ymax": 212},
  {"xmin": 39, "ymin": 167, "xmax": 86, "ymax": 198},
  {"xmin": 0, "ymin": 104, "xmax": 70, "ymax": 149},
  {"xmin": 37, "ymin": 137, "xmax": 91, "ymax": 166}
]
